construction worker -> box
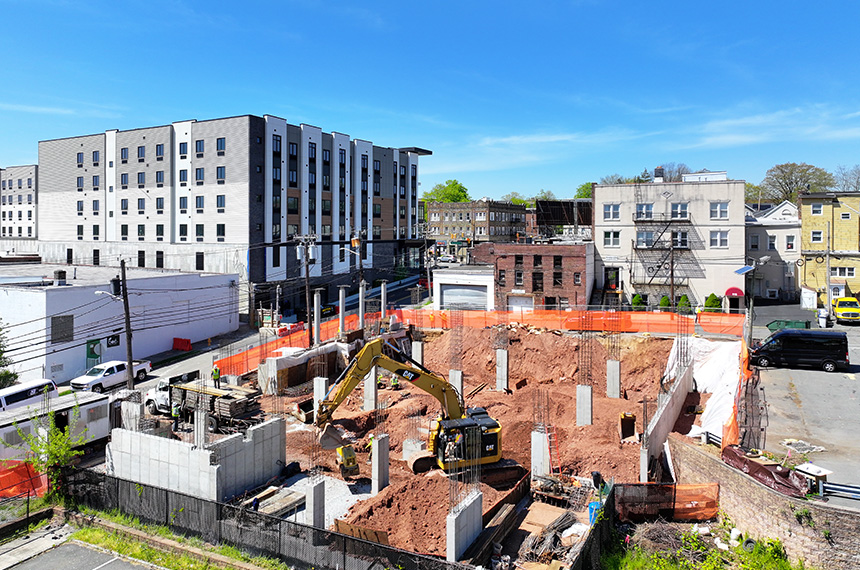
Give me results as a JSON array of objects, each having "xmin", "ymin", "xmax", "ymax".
[
  {"xmin": 171, "ymin": 400, "xmax": 181, "ymax": 431},
  {"xmin": 365, "ymin": 433, "xmax": 375, "ymax": 452},
  {"xmin": 212, "ymin": 364, "xmax": 221, "ymax": 389},
  {"xmin": 390, "ymin": 376, "xmax": 400, "ymax": 390},
  {"xmin": 376, "ymin": 373, "xmax": 385, "ymax": 389}
]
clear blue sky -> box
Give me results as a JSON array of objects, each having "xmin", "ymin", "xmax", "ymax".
[{"xmin": 2, "ymin": 1, "xmax": 859, "ymax": 200}]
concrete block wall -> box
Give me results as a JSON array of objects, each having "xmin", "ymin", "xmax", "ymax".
[
  {"xmin": 668, "ymin": 434, "xmax": 860, "ymax": 570},
  {"xmin": 210, "ymin": 418, "xmax": 286, "ymax": 501},
  {"xmin": 641, "ymin": 355, "xmax": 694, "ymax": 481}
]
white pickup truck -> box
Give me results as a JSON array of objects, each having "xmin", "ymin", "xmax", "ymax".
[{"xmin": 70, "ymin": 359, "xmax": 152, "ymax": 393}]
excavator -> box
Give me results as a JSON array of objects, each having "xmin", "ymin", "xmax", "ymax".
[{"xmin": 315, "ymin": 338, "xmax": 502, "ymax": 474}]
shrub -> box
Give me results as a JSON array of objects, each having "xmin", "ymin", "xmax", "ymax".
[
  {"xmin": 631, "ymin": 294, "xmax": 645, "ymax": 310},
  {"xmin": 659, "ymin": 295, "xmax": 670, "ymax": 308},
  {"xmin": 705, "ymin": 293, "xmax": 722, "ymax": 312},
  {"xmin": 678, "ymin": 295, "xmax": 691, "ymax": 309}
]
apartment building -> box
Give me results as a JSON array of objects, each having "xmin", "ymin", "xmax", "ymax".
[
  {"xmin": 426, "ymin": 199, "xmax": 526, "ymax": 259},
  {"xmin": 592, "ymin": 170, "xmax": 746, "ymax": 310},
  {"xmin": 11, "ymin": 114, "xmax": 428, "ymax": 316},
  {"xmin": 0, "ymin": 165, "xmax": 38, "ymax": 240},
  {"xmin": 744, "ymin": 201, "xmax": 800, "ymax": 300},
  {"xmin": 798, "ymin": 192, "xmax": 860, "ymax": 304}
]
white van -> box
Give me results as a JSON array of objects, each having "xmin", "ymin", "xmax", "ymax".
[{"xmin": 0, "ymin": 379, "xmax": 59, "ymax": 412}]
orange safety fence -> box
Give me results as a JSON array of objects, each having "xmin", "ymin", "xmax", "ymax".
[
  {"xmin": 217, "ymin": 308, "xmax": 744, "ymax": 377},
  {"xmin": 0, "ymin": 461, "xmax": 47, "ymax": 498},
  {"xmin": 721, "ymin": 337, "xmax": 752, "ymax": 449}
]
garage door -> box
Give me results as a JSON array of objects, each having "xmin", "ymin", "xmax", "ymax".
[
  {"xmin": 507, "ymin": 295, "xmax": 535, "ymax": 312},
  {"xmin": 440, "ymin": 284, "xmax": 487, "ymax": 310}
]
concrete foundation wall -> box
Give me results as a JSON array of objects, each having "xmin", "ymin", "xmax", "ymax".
[
  {"xmin": 446, "ymin": 490, "xmax": 483, "ymax": 562},
  {"xmin": 106, "ymin": 418, "xmax": 286, "ymax": 502},
  {"xmin": 669, "ymin": 435, "xmax": 860, "ymax": 570},
  {"xmin": 641, "ymin": 357, "xmax": 694, "ymax": 482},
  {"xmin": 530, "ymin": 430, "xmax": 550, "ymax": 478}
]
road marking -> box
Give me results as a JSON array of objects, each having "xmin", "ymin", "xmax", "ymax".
[{"xmin": 91, "ymin": 557, "xmax": 119, "ymax": 570}]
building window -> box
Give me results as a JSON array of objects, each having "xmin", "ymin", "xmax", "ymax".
[
  {"xmin": 515, "ymin": 270, "xmax": 524, "ymax": 286},
  {"xmin": 196, "ymin": 224, "xmax": 204, "ymax": 240},
  {"xmin": 121, "ymin": 147, "xmax": 129, "ymax": 161},
  {"xmin": 710, "ymin": 202, "xmax": 729, "ymax": 219},
  {"xmin": 137, "ymin": 145, "xmax": 145, "ymax": 160},
  {"xmin": 308, "ymin": 142, "xmax": 316, "ymax": 158},
  {"xmin": 710, "ymin": 230, "xmax": 729, "ymax": 247},
  {"xmin": 156, "ymin": 171, "xmax": 164, "ymax": 185},
  {"xmin": 603, "ymin": 203, "xmax": 620, "ymax": 220},
  {"xmin": 217, "ymin": 137, "xmax": 226, "ymax": 153},
  {"xmin": 288, "ymin": 142, "xmax": 297, "ymax": 156},
  {"xmin": 137, "ymin": 198, "xmax": 145, "ymax": 212},
  {"xmin": 138, "ymin": 250, "xmax": 146, "ymax": 267},
  {"xmin": 532, "ymin": 273, "xmax": 544, "ymax": 292},
  {"xmin": 195, "ymin": 139, "xmax": 204, "ymax": 154},
  {"xmin": 120, "ymin": 173, "xmax": 128, "ymax": 187},
  {"xmin": 372, "ymin": 225, "xmax": 381, "ymax": 238},
  {"xmin": 120, "ymin": 224, "xmax": 128, "ymax": 239},
  {"xmin": 196, "ymin": 252, "xmax": 204, "ymax": 270},
  {"xmin": 672, "ymin": 230, "xmax": 688, "ymax": 248},
  {"xmin": 137, "ymin": 172, "xmax": 145, "ymax": 186},
  {"xmin": 216, "ymin": 166, "xmax": 225, "ymax": 182},
  {"xmin": 373, "ymin": 204, "xmax": 381, "ymax": 218},
  {"xmin": 120, "ymin": 199, "xmax": 128, "ymax": 213},
  {"xmin": 93, "ymin": 199, "xmax": 100, "ymax": 212},
  {"xmin": 831, "ymin": 267, "xmax": 856, "ymax": 278},
  {"xmin": 76, "ymin": 176, "xmax": 84, "ymax": 190},
  {"xmin": 76, "ymin": 152, "xmax": 84, "ymax": 165},
  {"xmin": 196, "ymin": 196, "xmax": 205, "ymax": 210},
  {"xmin": 217, "ymin": 224, "xmax": 225, "ymax": 241},
  {"xmin": 195, "ymin": 168, "xmax": 204, "ymax": 183},
  {"xmin": 179, "ymin": 224, "xmax": 187, "ymax": 238},
  {"xmin": 273, "ymin": 135, "xmax": 282, "ymax": 153},
  {"xmin": 768, "ymin": 235, "xmax": 777, "ymax": 250},
  {"xmin": 636, "ymin": 231, "xmax": 654, "ymax": 247},
  {"xmin": 93, "ymin": 175, "xmax": 100, "ymax": 188},
  {"xmin": 156, "ymin": 224, "xmax": 164, "ymax": 240},
  {"xmin": 287, "ymin": 197, "xmax": 299, "ymax": 214},
  {"xmin": 671, "ymin": 203, "xmax": 689, "ymax": 219},
  {"xmin": 137, "ymin": 224, "xmax": 145, "ymax": 238},
  {"xmin": 217, "ymin": 194, "xmax": 225, "ymax": 210},
  {"xmin": 811, "ymin": 203, "xmax": 823, "ymax": 215},
  {"xmin": 93, "ymin": 249, "xmax": 100, "ymax": 265},
  {"xmin": 811, "ymin": 230, "xmax": 823, "ymax": 243},
  {"xmin": 289, "ymin": 170, "xmax": 297, "ymax": 185},
  {"xmin": 604, "ymin": 230, "xmax": 620, "ymax": 247},
  {"xmin": 636, "ymin": 203, "xmax": 653, "ymax": 220},
  {"xmin": 574, "ymin": 272, "xmax": 582, "ymax": 285},
  {"xmin": 76, "ymin": 200, "xmax": 84, "ymax": 213},
  {"xmin": 322, "ymin": 199, "xmax": 331, "ymax": 215},
  {"xmin": 786, "ymin": 235, "xmax": 795, "ymax": 250},
  {"xmin": 553, "ymin": 272, "xmax": 563, "ymax": 287},
  {"xmin": 841, "ymin": 212, "xmax": 851, "ymax": 220},
  {"xmin": 156, "ymin": 144, "xmax": 164, "ymax": 159},
  {"xmin": 92, "ymin": 150, "xmax": 100, "ymax": 164},
  {"xmin": 498, "ymin": 269, "xmax": 506, "ymax": 286},
  {"xmin": 179, "ymin": 142, "xmax": 188, "ymax": 156},
  {"xmin": 534, "ymin": 255, "xmax": 542, "ymax": 268},
  {"xmin": 179, "ymin": 169, "xmax": 187, "ymax": 183},
  {"xmin": 339, "ymin": 149, "xmax": 346, "ymax": 164},
  {"xmin": 179, "ymin": 196, "xmax": 187, "ymax": 211},
  {"xmin": 515, "ymin": 255, "xmax": 523, "ymax": 267},
  {"xmin": 399, "ymin": 206, "xmax": 406, "ymax": 219},
  {"xmin": 156, "ymin": 251, "xmax": 164, "ymax": 268}
]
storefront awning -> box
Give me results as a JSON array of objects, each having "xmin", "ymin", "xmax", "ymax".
[{"xmin": 725, "ymin": 287, "xmax": 744, "ymax": 297}]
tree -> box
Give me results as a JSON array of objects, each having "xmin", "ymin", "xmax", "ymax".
[
  {"xmin": 659, "ymin": 295, "xmax": 671, "ymax": 308},
  {"xmin": 422, "ymin": 179, "xmax": 471, "ymax": 203},
  {"xmin": 633, "ymin": 168, "xmax": 653, "ymax": 184},
  {"xmin": 0, "ymin": 323, "xmax": 17, "ymax": 389},
  {"xmin": 533, "ymin": 189, "xmax": 557, "ymax": 201},
  {"xmin": 678, "ymin": 294, "xmax": 691, "ymax": 310},
  {"xmin": 745, "ymin": 182, "xmax": 765, "ymax": 204},
  {"xmin": 600, "ymin": 173, "xmax": 625, "ymax": 185},
  {"xmin": 704, "ymin": 293, "xmax": 722, "ymax": 313},
  {"xmin": 760, "ymin": 163, "xmax": 835, "ymax": 203},
  {"xmin": 631, "ymin": 294, "xmax": 645, "ymax": 310},
  {"xmin": 834, "ymin": 164, "xmax": 860, "ymax": 193},
  {"xmin": 15, "ymin": 403, "xmax": 89, "ymax": 499},
  {"xmin": 574, "ymin": 182, "xmax": 594, "ymax": 199},
  {"xmin": 659, "ymin": 163, "xmax": 693, "ymax": 182},
  {"xmin": 500, "ymin": 191, "xmax": 532, "ymax": 206}
]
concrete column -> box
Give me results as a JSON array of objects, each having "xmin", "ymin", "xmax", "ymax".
[
  {"xmin": 120, "ymin": 399, "xmax": 143, "ymax": 431},
  {"xmin": 338, "ymin": 285, "xmax": 347, "ymax": 335},
  {"xmin": 412, "ymin": 340, "xmax": 424, "ymax": 366},
  {"xmin": 446, "ymin": 491, "xmax": 483, "ymax": 562},
  {"xmin": 577, "ymin": 385, "xmax": 593, "ymax": 426},
  {"xmin": 496, "ymin": 348, "xmax": 509, "ymax": 391},
  {"xmin": 305, "ymin": 478, "xmax": 326, "ymax": 529},
  {"xmin": 380, "ymin": 280, "xmax": 388, "ymax": 320},
  {"xmin": 194, "ymin": 392, "xmax": 207, "ymax": 447},
  {"xmin": 449, "ymin": 369, "xmax": 463, "ymax": 402},
  {"xmin": 313, "ymin": 289, "xmax": 322, "ymax": 346},
  {"xmin": 364, "ymin": 365, "xmax": 378, "ymax": 412},
  {"xmin": 371, "ymin": 433, "xmax": 390, "ymax": 495},
  {"xmin": 530, "ymin": 430, "xmax": 550, "ymax": 478},
  {"xmin": 313, "ymin": 376, "xmax": 328, "ymax": 415},
  {"xmin": 606, "ymin": 360, "xmax": 621, "ymax": 398},
  {"xmin": 359, "ymin": 280, "xmax": 366, "ymax": 329}
]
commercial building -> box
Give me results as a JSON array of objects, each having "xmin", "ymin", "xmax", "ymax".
[
  {"xmin": 592, "ymin": 169, "xmax": 746, "ymax": 310},
  {"xmin": 744, "ymin": 201, "xmax": 800, "ymax": 300},
  {"xmin": 470, "ymin": 241, "xmax": 593, "ymax": 311},
  {"xmin": 0, "ymin": 165, "xmax": 38, "ymax": 240},
  {"xmin": 1, "ymin": 114, "xmax": 429, "ymax": 318},
  {"xmin": 426, "ymin": 199, "xmax": 526, "ymax": 260},
  {"xmin": 0, "ymin": 263, "xmax": 239, "ymax": 384},
  {"xmin": 798, "ymin": 192, "xmax": 860, "ymax": 305}
]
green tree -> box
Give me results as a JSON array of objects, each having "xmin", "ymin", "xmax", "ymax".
[
  {"xmin": 14, "ymin": 403, "xmax": 89, "ymax": 499},
  {"xmin": 0, "ymin": 323, "xmax": 18, "ymax": 389},
  {"xmin": 704, "ymin": 293, "xmax": 722, "ymax": 312},
  {"xmin": 574, "ymin": 182, "xmax": 594, "ymax": 199},
  {"xmin": 533, "ymin": 189, "xmax": 557, "ymax": 201},
  {"xmin": 633, "ymin": 168, "xmax": 653, "ymax": 183},
  {"xmin": 659, "ymin": 295, "xmax": 671, "ymax": 308},
  {"xmin": 760, "ymin": 162, "xmax": 835, "ymax": 203},
  {"xmin": 500, "ymin": 191, "xmax": 532, "ymax": 206},
  {"xmin": 678, "ymin": 294, "xmax": 691, "ymax": 310},
  {"xmin": 422, "ymin": 179, "xmax": 471, "ymax": 203},
  {"xmin": 631, "ymin": 294, "xmax": 645, "ymax": 310},
  {"xmin": 745, "ymin": 182, "xmax": 766, "ymax": 204}
]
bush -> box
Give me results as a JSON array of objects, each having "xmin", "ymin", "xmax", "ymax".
[
  {"xmin": 678, "ymin": 295, "xmax": 691, "ymax": 310},
  {"xmin": 631, "ymin": 294, "xmax": 645, "ymax": 310},
  {"xmin": 659, "ymin": 295, "xmax": 670, "ymax": 308},
  {"xmin": 705, "ymin": 293, "xmax": 722, "ymax": 312}
]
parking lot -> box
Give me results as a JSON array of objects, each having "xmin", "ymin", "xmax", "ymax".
[{"xmin": 753, "ymin": 303, "xmax": 860, "ymax": 509}]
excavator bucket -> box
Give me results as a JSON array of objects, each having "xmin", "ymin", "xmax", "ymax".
[{"xmin": 318, "ymin": 423, "xmax": 346, "ymax": 450}]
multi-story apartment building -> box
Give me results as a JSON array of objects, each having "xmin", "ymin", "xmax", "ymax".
[
  {"xmin": 592, "ymin": 170, "xmax": 746, "ymax": 310},
  {"xmin": 0, "ymin": 165, "xmax": 38, "ymax": 240},
  {"xmin": 798, "ymin": 192, "xmax": 860, "ymax": 305},
  {"xmin": 5, "ymin": 114, "xmax": 429, "ymax": 316},
  {"xmin": 426, "ymin": 199, "xmax": 526, "ymax": 259},
  {"xmin": 744, "ymin": 201, "xmax": 800, "ymax": 300},
  {"xmin": 471, "ymin": 241, "xmax": 593, "ymax": 310}
]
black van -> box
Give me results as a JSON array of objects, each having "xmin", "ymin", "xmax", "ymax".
[{"xmin": 750, "ymin": 329, "xmax": 849, "ymax": 372}]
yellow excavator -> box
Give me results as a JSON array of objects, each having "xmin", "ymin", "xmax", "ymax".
[{"xmin": 315, "ymin": 338, "xmax": 503, "ymax": 473}]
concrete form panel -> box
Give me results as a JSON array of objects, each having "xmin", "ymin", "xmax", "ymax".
[
  {"xmin": 496, "ymin": 349, "xmax": 509, "ymax": 391},
  {"xmin": 411, "ymin": 340, "xmax": 424, "ymax": 365},
  {"xmin": 607, "ymin": 360, "xmax": 620, "ymax": 398},
  {"xmin": 577, "ymin": 385, "xmax": 593, "ymax": 426},
  {"xmin": 449, "ymin": 369, "xmax": 463, "ymax": 401},
  {"xmin": 530, "ymin": 430, "xmax": 550, "ymax": 478},
  {"xmin": 371, "ymin": 433, "xmax": 390, "ymax": 495},
  {"xmin": 446, "ymin": 491, "xmax": 483, "ymax": 562}
]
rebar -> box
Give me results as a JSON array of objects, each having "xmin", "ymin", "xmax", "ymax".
[
  {"xmin": 578, "ymin": 311, "xmax": 593, "ymax": 386},
  {"xmin": 448, "ymin": 306, "xmax": 464, "ymax": 371}
]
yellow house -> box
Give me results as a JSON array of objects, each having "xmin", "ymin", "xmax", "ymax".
[{"xmin": 799, "ymin": 192, "xmax": 860, "ymax": 305}]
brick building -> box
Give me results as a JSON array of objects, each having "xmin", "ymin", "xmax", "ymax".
[
  {"xmin": 471, "ymin": 241, "xmax": 593, "ymax": 310},
  {"xmin": 426, "ymin": 199, "xmax": 526, "ymax": 259}
]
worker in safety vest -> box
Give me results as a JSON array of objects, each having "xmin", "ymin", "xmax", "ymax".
[
  {"xmin": 171, "ymin": 400, "xmax": 181, "ymax": 431},
  {"xmin": 212, "ymin": 364, "xmax": 221, "ymax": 389}
]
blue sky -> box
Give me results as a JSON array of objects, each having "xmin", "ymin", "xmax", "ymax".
[{"xmin": 2, "ymin": 1, "xmax": 859, "ymax": 200}]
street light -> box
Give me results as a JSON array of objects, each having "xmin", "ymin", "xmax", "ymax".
[
  {"xmin": 736, "ymin": 255, "xmax": 770, "ymax": 348},
  {"xmin": 340, "ymin": 246, "xmax": 365, "ymax": 286}
]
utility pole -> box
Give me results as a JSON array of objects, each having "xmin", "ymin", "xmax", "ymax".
[
  {"xmin": 351, "ymin": 232, "xmax": 365, "ymax": 286},
  {"xmin": 826, "ymin": 221, "xmax": 832, "ymax": 317},
  {"xmin": 298, "ymin": 235, "xmax": 317, "ymax": 348},
  {"xmin": 275, "ymin": 284, "xmax": 281, "ymax": 326},
  {"xmin": 120, "ymin": 259, "xmax": 135, "ymax": 390}
]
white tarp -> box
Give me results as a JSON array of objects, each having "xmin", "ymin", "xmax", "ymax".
[{"xmin": 662, "ymin": 337, "xmax": 742, "ymax": 439}]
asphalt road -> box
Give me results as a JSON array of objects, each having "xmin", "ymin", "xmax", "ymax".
[{"xmin": 10, "ymin": 541, "xmax": 159, "ymax": 570}]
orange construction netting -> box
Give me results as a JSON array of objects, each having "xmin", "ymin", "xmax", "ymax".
[{"xmin": 0, "ymin": 461, "xmax": 47, "ymax": 498}]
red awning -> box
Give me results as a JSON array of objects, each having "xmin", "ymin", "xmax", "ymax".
[{"xmin": 725, "ymin": 287, "xmax": 744, "ymax": 297}]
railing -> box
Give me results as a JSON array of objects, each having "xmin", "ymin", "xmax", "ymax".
[{"xmin": 819, "ymin": 480, "xmax": 860, "ymax": 501}]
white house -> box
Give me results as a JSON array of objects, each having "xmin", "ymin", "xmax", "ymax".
[
  {"xmin": 744, "ymin": 201, "xmax": 801, "ymax": 300},
  {"xmin": 0, "ymin": 264, "xmax": 239, "ymax": 383}
]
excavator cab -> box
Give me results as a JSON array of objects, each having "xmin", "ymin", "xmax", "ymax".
[
  {"xmin": 336, "ymin": 445, "xmax": 359, "ymax": 477},
  {"xmin": 429, "ymin": 408, "xmax": 502, "ymax": 471}
]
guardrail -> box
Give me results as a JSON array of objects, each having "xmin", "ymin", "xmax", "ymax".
[{"xmin": 819, "ymin": 480, "xmax": 860, "ymax": 501}]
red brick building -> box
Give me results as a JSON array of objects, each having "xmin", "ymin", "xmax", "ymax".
[{"xmin": 471, "ymin": 241, "xmax": 594, "ymax": 310}]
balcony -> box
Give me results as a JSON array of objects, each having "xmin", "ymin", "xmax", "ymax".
[{"xmin": 633, "ymin": 212, "xmax": 693, "ymax": 223}]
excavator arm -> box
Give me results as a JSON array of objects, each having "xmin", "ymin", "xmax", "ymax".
[{"xmin": 315, "ymin": 338, "xmax": 464, "ymax": 427}]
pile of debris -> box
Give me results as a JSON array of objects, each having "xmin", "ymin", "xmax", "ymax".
[{"xmin": 491, "ymin": 322, "xmax": 565, "ymax": 336}]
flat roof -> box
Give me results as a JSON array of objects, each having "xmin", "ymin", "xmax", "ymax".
[{"xmin": 0, "ymin": 263, "xmax": 196, "ymax": 289}]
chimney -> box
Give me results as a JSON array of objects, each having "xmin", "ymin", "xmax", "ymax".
[
  {"xmin": 654, "ymin": 166, "xmax": 665, "ymax": 183},
  {"xmin": 53, "ymin": 270, "xmax": 67, "ymax": 286}
]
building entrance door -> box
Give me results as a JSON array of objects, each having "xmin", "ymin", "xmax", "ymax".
[{"xmin": 604, "ymin": 267, "xmax": 620, "ymax": 290}]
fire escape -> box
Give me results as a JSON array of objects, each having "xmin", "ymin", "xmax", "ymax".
[{"xmin": 630, "ymin": 189, "xmax": 706, "ymax": 306}]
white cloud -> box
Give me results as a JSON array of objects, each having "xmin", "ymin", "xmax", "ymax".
[{"xmin": 0, "ymin": 102, "xmax": 75, "ymax": 115}]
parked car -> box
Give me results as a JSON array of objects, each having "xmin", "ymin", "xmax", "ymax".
[
  {"xmin": 438, "ymin": 255, "xmax": 456, "ymax": 263},
  {"xmin": 418, "ymin": 277, "xmax": 429, "ymax": 288},
  {"xmin": 750, "ymin": 329, "xmax": 849, "ymax": 372},
  {"xmin": 70, "ymin": 359, "xmax": 152, "ymax": 392},
  {"xmin": 831, "ymin": 297, "xmax": 860, "ymax": 324}
]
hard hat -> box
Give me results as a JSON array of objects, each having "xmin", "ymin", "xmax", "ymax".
[{"xmin": 368, "ymin": 433, "xmax": 374, "ymax": 438}]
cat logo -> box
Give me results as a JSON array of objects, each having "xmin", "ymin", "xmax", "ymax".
[{"xmin": 400, "ymin": 370, "xmax": 418, "ymax": 382}]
